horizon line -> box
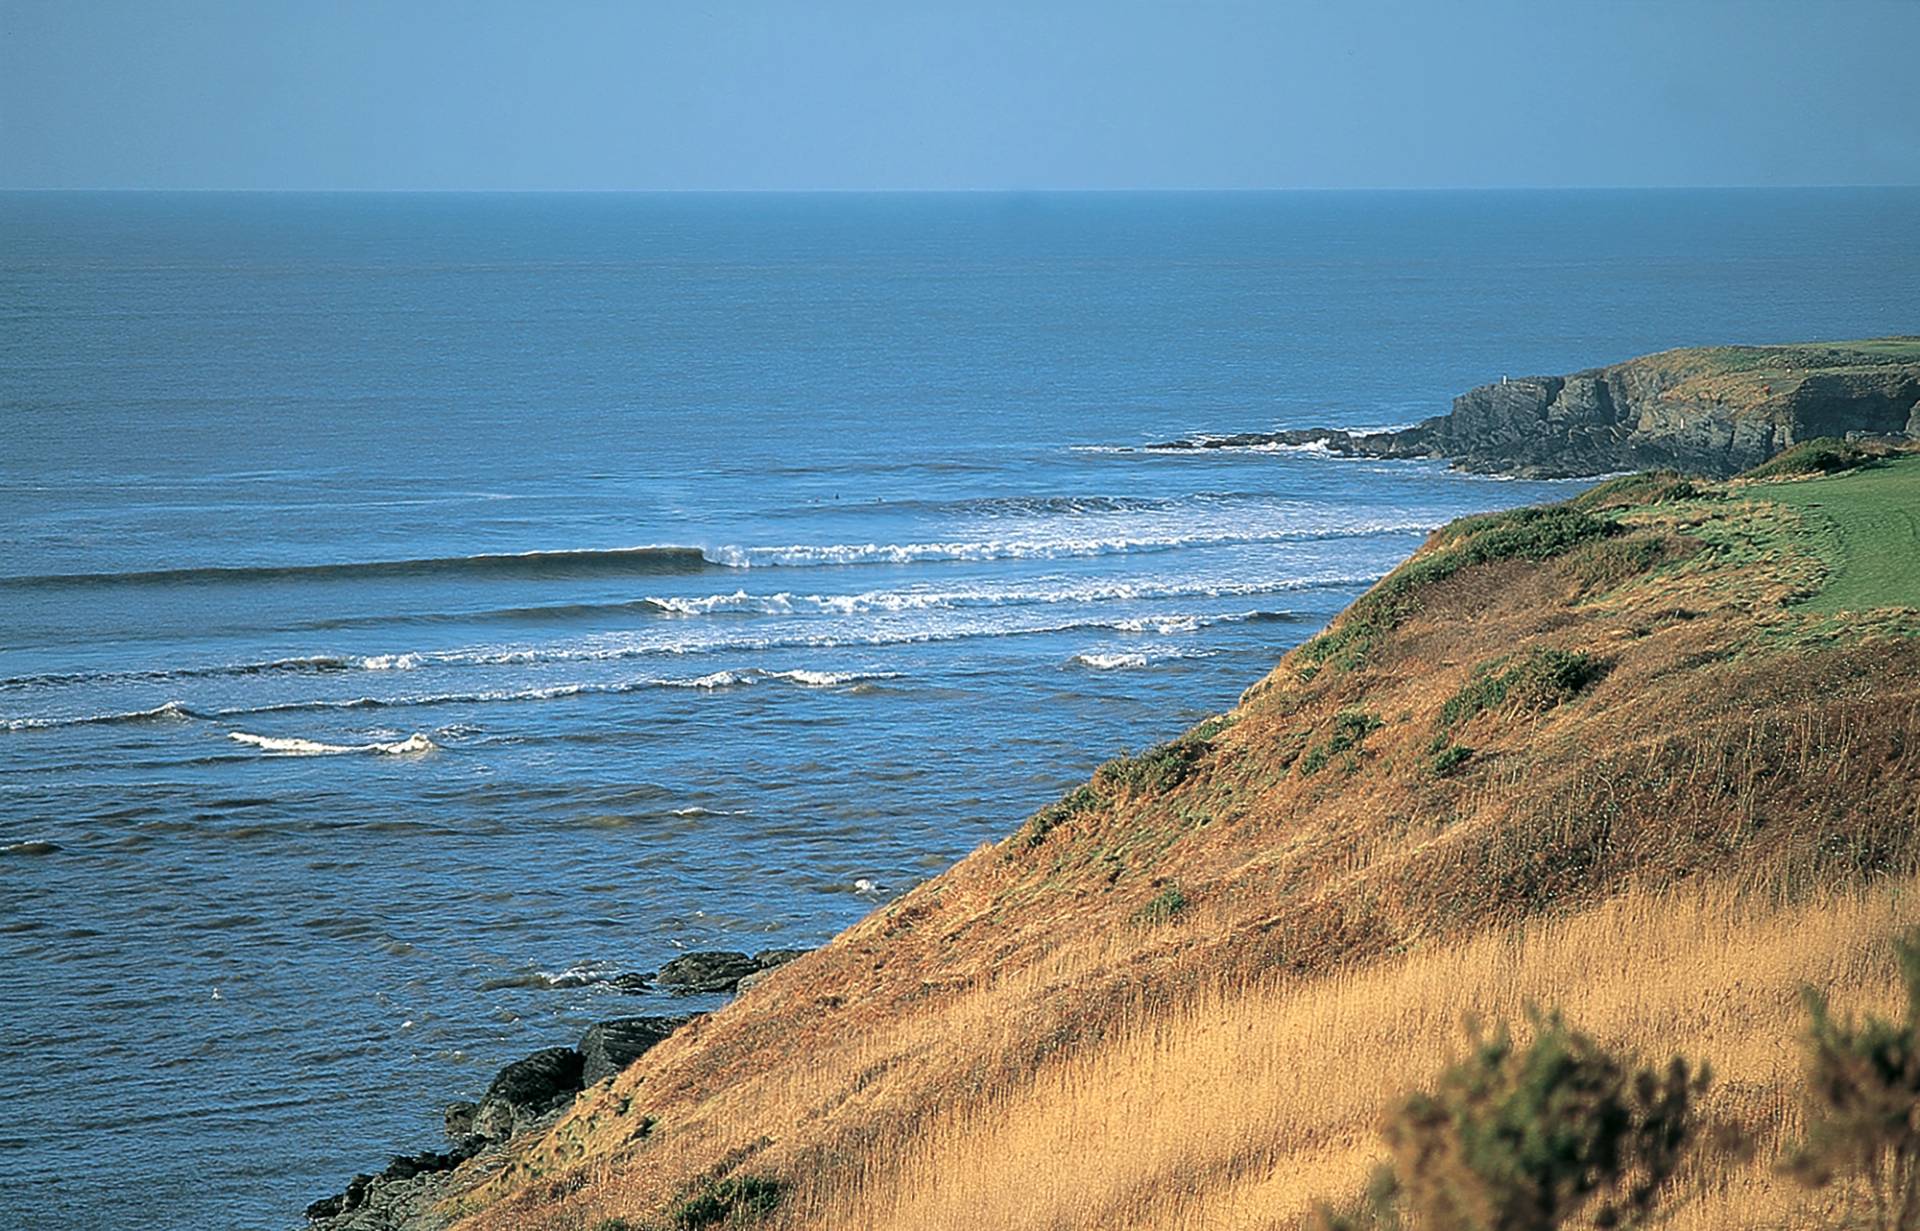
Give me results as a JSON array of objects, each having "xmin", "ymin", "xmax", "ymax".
[{"xmin": 4, "ymin": 183, "xmax": 1919, "ymax": 196}]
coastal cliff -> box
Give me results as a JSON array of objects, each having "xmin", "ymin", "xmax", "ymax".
[
  {"xmin": 1157, "ymin": 338, "xmax": 1920, "ymax": 478},
  {"xmin": 309, "ymin": 447, "xmax": 1920, "ymax": 1231}
]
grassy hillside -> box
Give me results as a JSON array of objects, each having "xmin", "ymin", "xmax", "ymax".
[{"xmin": 439, "ymin": 449, "xmax": 1920, "ymax": 1231}]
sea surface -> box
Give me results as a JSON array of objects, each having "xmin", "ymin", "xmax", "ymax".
[{"xmin": 3, "ymin": 189, "xmax": 1917, "ymax": 1230}]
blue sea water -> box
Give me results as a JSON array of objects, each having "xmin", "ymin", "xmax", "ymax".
[{"xmin": 2, "ymin": 189, "xmax": 1916, "ymax": 1230}]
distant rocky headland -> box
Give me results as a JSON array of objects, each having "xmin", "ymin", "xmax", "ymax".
[{"xmin": 1155, "ymin": 338, "xmax": 1920, "ymax": 478}]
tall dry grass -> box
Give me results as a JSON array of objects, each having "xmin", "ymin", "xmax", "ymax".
[{"xmin": 784, "ymin": 875, "xmax": 1917, "ymax": 1231}]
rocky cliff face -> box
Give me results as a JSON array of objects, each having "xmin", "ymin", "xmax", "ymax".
[{"xmin": 1157, "ymin": 339, "xmax": 1920, "ymax": 478}]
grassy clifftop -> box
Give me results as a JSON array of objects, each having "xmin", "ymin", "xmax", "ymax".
[{"xmin": 441, "ymin": 449, "xmax": 1920, "ymax": 1231}]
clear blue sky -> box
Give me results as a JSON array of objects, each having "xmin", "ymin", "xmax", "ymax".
[{"xmin": 3, "ymin": 0, "xmax": 1917, "ymax": 191}]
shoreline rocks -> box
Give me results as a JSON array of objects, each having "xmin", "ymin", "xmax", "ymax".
[
  {"xmin": 656, "ymin": 947, "xmax": 807, "ymax": 995},
  {"xmin": 304, "ymin": 945, "xmax": 814, "ymax": 1228},
  {"xmin": 305, "ymin": 1021, "xmax": 681, "ymax": 1231}
]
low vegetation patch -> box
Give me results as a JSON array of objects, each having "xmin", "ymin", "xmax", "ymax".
[
  {"xmin": 1132, "ymin": 882, "xmax": 1188, "ymax": 926},
  {"xmin": 1023, "ymin": 784, "xmax": 1098, "ymax": 848},
  {"xmin": 1300, "ymin": 709, "xmax": 1384, "ymax": 777},
  {"xmin": 1561, "ymin": 534, "xmax": 1676, "ymax": 597},
  {"xmin": 669, "ymin": 1175, "xmax": 784, "ymax": 1229},
  {"xmin": 1741, "ymin": 437, "xmax": 1878, "ymax": 480},
  {"xmin": 1096, "ymin": 739, "xmax": 1207, "ymax": 797},
  {"xmin": 1022, "ymin": 718, "xmax": 1236, "ymax": 849},
  {"xmin": 1185, "ymin": 712, "xmax": 1239, "ymax": 743},
  {"xmin": 1298, "ymin": 507, "xmax": 1615, "ymax": 673},
  {"xmin": 1437, "ymin": 647, "xmax": 1608, "ymax": 733},
  {"xmin": 1426, "ymin": 742, "xmax": 1473, "ymax": 777},
  {"xmin": 1570, "ymin": 470, "xmax": 1700, "ymax": 512}
]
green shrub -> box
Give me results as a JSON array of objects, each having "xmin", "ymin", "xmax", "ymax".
[
  {"xmin": 1785, "ymin": 930, "xmax": 1920, "ymax": 1229},
  {"xmin": 1428, "ymin": 743, "xmax": 1473, "ymax": 777},
  {"xmin": 1329, "ymin": 1012, "xmax": 1709, "ymax": 1231},
  {"xmin": 1300, "ymin": 709, "xmax": 1384, "ymax": 777},
  {"xmin": 1743, "ymin": 437, "xmax": 1876, "ymax": 480},
  {"xmin": 1188, "ymin": 712, "xmax": 1240, "ymax": 743},
  {"xmin": 1097, "ymin": 739, "xmax": 1206, "ymax": 796},
  {"xmin": 1024, "ymin": 784, "xmax": 1098, "ymax": 848},
  {"xmin": 670, "ymin": 1175, "xmax": 784, "ymax": 1229},
  {"xmin": 1133, "ymin": 883, "xmax": 1188, "ymax": 926},
  {"xmin": 1438, "ymin": 648, "xmax": 1608, "ymax": 733}
]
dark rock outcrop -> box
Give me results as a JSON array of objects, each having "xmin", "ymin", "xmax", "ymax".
[
  {"xmin": 656, "ymin": 950, "xmax": 763, "ymax": 994},
  {"xmin": 1153, "ymin": 340, "xmax": 1920, "ymax": 479},
  {"xmin": 656, "ymin": 948, "xmax": 812, "ymax": 995},
  {"xmin": 579, "ymin": 1014, "xmax": 698, "ymax": 1086},
  {"xmin": 472, "ymin": 1046, "xmax": 583, "ymax": 1139}
]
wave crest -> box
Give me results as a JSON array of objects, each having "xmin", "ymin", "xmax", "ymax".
[{"xmin": 226, "ymin": 730, "xmax": 438, "ymax": 756}]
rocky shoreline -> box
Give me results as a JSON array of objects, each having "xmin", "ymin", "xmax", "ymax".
[
  {"xmin": 1153, "ymin": 340, "xmax": 1920, "ymax": 479},
  {"xmin": 305, "ymin": 949, "xmax": 805, "ymax": 1230}
]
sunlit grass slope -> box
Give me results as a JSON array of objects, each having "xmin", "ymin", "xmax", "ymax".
[{"xmin": 446, "ymin": 448, "xmax": 1920, "ymax": 1231}]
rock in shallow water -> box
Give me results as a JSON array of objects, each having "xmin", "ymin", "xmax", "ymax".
[{"xmin": 656, "ymin": 950, "xmax": 762, "ymax": 993}]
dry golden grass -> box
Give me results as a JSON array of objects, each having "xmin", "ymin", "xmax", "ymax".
[
  {"xmin": 444, "ymin": 471, "xmax": 1920, "ymax": 1231},
  {"xmin": 794, "ymin": 876, "xmax": 1918, "ymax": 1231}
]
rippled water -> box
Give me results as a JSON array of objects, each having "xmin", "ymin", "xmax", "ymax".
[{"xmin": 3, "ymin": 190, "xmax": 1916, "ymax": 1230}]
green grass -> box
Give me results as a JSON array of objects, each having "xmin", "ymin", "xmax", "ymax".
[{"xmin": 1754, "ymin": 455, "xmax": 1920, "ymax": 613}]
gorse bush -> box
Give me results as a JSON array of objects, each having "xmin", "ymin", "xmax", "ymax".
[
  {"xmin": 669, "ymin": 1174, "xmax": 784, "ymax": 1229},
  {"xmin": 1428, "ymin": 743, "xmax": 1474, "ymax": 777},
  {"xmin": 1326, "ymin": 1011, "xmax": 1708, "ymax": 1231},
  {"xmin": 1133, "ymin": 882, "xmax": 1187, "ymax": 926},
  {"xmin": 1785, "ymin": 930, "xmax": 1920, "ymax": 1230}
]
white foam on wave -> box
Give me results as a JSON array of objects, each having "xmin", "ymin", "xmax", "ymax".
[
  {"xmin": 227, "ymin": 730, "xmax": 438, "ymax": 756},
  {"xmin": 702, "ymin": 522, "xmax": 1431, "ymax": 569},
  {"xmin": 358, "ymin": 653, "xmax": 423, "ymax": 671},
  {"xmin": 642, "ymin": 572, "xmax": 1375, "ymax": 620},
  {"xmin": 1070, "ymin": 644, "xmax": 1216, "ymax": 671},
  {"xmin": 762, "ymin": 668, "xmax": 899, "ymax": 687},
  {"xmin": 1073, "ymin": 651, "xmax": 1150, "ymax": 670}
]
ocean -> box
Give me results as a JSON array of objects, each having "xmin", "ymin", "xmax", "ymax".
[{"xmin": 3, "ymin": 189, "xmax": 1916, "ymax": 1230}]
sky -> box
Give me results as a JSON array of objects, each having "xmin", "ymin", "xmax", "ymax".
[{"xmin": 2, "ymin": 0, "xmax": 1917, "ymax": 192}]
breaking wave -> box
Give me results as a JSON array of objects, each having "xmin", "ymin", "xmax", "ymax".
[
  {"xmin": 226, "ymin": 731, "xmax": 438, "ymax": 756},
  {"xmin": 640, "ymin": 572, "xmax": 1372, "ymax": 618},
  {"xmin": 1070, "ymin": 645, "xmax": 1217, "ymax": 670},
  {"xmin": 702, "ymin": 522, "xmax": 1430, "ymax": 568}
]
